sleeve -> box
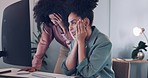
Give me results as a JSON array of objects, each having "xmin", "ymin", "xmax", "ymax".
[
  {"xmin": 76, "ymin": 40, "xmax": 112, "ymax": 77},
  {"xmin": 32, "ymin": 24, "xmax": 54, "ymax": 69},
  {"xmin": 61, "ymin": 40, "xmax": 76, "ymax": 75},
  {"xmin": 61, "ymin": 60, "xmax": 76, "ymax": 76}
]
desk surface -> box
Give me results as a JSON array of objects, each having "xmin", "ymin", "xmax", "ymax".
[
  {"xmin": 112, "ymin": 58, "xmax": 148, "ymax": 78},
  {"xmin": 0, "ymin": 68, "xmax": 78, "ymax": 78},
  {"xmin": 113, "ymin": 58, "xmax": 148, "ymax": 63}
]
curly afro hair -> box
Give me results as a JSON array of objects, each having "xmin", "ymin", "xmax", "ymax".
[
  {"xmin": 33, "ymin": 0, "xmax": 68, "ymax": 27},
  {"xmin": 65, "ymin": 0, "xmax": 99, "ymax": 25}
]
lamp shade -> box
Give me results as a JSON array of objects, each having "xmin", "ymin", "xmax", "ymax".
[{"xmin": 133, "ymin": 27, "xmax": 145, "ymax": 36}]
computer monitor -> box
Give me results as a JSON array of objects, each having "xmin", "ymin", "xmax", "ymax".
[{"xmin": 1, "ymin": 0, "xmax": 32, "ymax": 66}]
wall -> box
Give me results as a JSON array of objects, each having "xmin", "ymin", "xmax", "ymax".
[
  {"xmin": 110, "ymin": 0, "xmax": 148, "ymax": 59},
  {"xmin": 94, "ymin": 0, "xmax": 110, "ymax": 36},
  {"xmin": 110, "ymin": 0, "xmax": 148, "ymax": 78}
]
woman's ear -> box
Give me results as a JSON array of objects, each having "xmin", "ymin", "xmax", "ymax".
[{"xmin": 83, "ymin": 18, "xmax": 90, "ymax": 27}]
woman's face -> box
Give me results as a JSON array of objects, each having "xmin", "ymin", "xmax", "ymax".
[{"xmin": 68, "ymin": 12, "xmax": 81, "ymax": 39}]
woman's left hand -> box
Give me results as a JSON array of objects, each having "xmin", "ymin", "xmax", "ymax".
[{"xmin": 76, "ymin": 19, "xmax": 87, "ymax": 43}]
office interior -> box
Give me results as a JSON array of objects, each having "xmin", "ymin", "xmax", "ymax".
[{"xmin": 0, "ymin": 0, "xmax": 148, "ymax": 78}]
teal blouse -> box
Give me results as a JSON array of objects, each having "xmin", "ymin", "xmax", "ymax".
[{"xmin": 62, "ymin": 26, "xmax": 115, "ymax": 78}]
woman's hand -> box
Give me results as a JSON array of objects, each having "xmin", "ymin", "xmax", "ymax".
[
  {"xmin": 49, "ymin": 13, "xmax": 67, "ymax": 34},
  {"xmin": 76, "ymin": 20, "xmax": 87, "ymax": 43},
  {"xmin": 18, "ymin": 67, "xmax": 38, "ymax": 72}
]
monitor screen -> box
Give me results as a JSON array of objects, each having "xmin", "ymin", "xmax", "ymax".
[{"xmin": 1, "ymin": 0, "xmax": 32, "ymax": 66}]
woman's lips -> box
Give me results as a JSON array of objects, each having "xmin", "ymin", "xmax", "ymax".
[
  {"xmin": 71, "ymin": 31, "xmax": 75, "ymax": 36},
  {"xmin": 70, "ymin": 30, "xmax": 76, "ymax": 39}
]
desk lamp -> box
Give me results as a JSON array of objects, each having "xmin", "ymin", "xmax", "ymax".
[
  {"xmin": 132, "ymin": 27, "xmax": 148, "ymax": 60},
  {"xmin": 133, "ymin": 27, "xmax": 148, "ymax": 43}
]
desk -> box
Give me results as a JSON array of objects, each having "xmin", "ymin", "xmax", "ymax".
[
  {"xmin": 0, "ymin": 68, "xmax": 79, "ymax": 78},
  {"xmin": 113, "ymin": 58, "xmax": 148, "ymax": 78}
]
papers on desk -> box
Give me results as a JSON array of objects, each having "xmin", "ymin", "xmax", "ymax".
[
  {"xmin": 17, "ymin": 71, "xmax": 30, "ymax": 75},
  {"xmin": 31, "ymin": 71, "xmax": 78, "ymax": 78},
  {"xmin": 123, "ymin": 59, "xmax": 133, "ymax": 61},
  {"xmin": 0, "ymin": 68, "xmax": 79, "ymax": 78},
  {"xmin": 0, "ymin": 68, "xmax": 30, "ymax": 77}
]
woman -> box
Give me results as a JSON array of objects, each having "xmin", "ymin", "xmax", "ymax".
[
  {"xmin": 62, "ymin": 0, "xmax": 115, "ymax": 78},
  {"xmin": 21, "ymin": 0, "xmax": 72, "ymax": 73}
]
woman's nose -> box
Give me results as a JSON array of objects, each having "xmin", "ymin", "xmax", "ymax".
[{"xmin": 69, "ymin": 26, "xmax": 73, "ymax": 31}]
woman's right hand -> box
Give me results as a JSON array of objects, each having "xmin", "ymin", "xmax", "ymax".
[
  {"xmin": 18, "ymin": 67, "xmax": 38, "ymax": 72},
  {"xmin": 49, "ymin": 13, "xmax": 67, "ymax": 34}
]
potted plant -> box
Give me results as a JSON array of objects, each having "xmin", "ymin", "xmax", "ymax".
[{"xmin": 131, "ymin": 41, "xmax": 148, "ymax": 60}]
